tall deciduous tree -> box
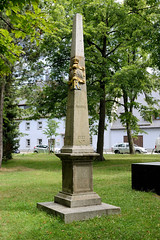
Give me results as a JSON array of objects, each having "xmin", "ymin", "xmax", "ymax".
[
  {"xmin": 25, "ymin": 0, "xmax": 126, "ymax": 160},
  {"xmin": 83, "ymin": 0, "xmax": 159, "ymax": 156},
  {"xmin": 111, "ymin": 0, "xmax": 160, "ymax": 154},
  {"xmin": 18, "ymin": 0, "xmax": 160, "ymax": 159},
  {"xmin": 83, "ymin": 0, "xmax": 126, "ymax": 160},
  {"xmin": 3, "ymin": 72, "xmax": 20, "ymax": 160},
  {"xmin": 0, "ymin": 0, "xmax": 52, "ymax": 167}
]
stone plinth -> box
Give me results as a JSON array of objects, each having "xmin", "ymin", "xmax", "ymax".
[
  {"xmin": 132, "ymin": 162, "xmax": 160, "ymax": 195},
  {"xmin": 37, "ymin": 202, "xmax": 121, "ymax": 224}
]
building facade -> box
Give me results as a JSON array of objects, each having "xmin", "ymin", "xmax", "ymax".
[
  {"xmin": 18, "ymin": 118, "xmax": 65, "ymax": 152},
  {"xmin": 18, "ymin": 92, "xmax": 160, "ymax": 153},
  {"xmin": 108, "ymin": 92, "xmax": 160, "ymax": 151}
]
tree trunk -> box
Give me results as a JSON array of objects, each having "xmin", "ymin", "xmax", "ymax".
[
  {"xmin": 126, "ymin": 122, "xmax": 135, "ymax": 154},
  {"xmin": 0, "ymin": 83, "xmax": 4, "ymax": 168},
  {"xmin": 123, "ymin": 90, "xmax": 135, "ymax": 154},
  {"xmin": 96, "ymin": 82, "xmax": 105, "ymax": 161}
]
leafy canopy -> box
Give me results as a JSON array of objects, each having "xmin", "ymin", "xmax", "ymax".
[
  {"xmin": 43, "ymin": 119, "xmax": 59, "ymax": 138},
  {"xmin": 0, "ymin": 0, "xmax": 52, "ymax": 78}
]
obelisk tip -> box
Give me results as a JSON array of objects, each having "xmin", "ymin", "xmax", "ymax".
[{"xmin": 71, "ymin": 13, "xmax": 84, "ymax": 58}]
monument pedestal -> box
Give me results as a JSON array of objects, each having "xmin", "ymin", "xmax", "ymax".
[
  {"xmin": 37, "ymin": 152, "xmax": 121, "ymax": 223},
  {"xmin": 54, "ymin": 153, "xmax": 101, "ymax": 208}
]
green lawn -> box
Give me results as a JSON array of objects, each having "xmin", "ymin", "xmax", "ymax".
[{"xmin": 0, "ymin": 153, "xmax": 160, "ymax": 240}]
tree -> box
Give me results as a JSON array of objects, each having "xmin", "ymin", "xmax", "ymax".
[
  {"xmin": 0, "ymin": 0, "xmax": 52, "ymax": 167},
  {"xmin": 83, "ymin": 0, "xmax": 126, "ymax": 160},
  {"xmin": 25, "ymin": 0, "xmax": 126, "ymax": 160},
  {"xmin": 84, "ymin": 0, "xmax": 160, "ymax": 156},
  {"xmin": 110, "ymin": 59, "xmax": 157, "ymax": 154},
  {"xmin": 17, "ymin": 0, "xmax": 160, "ymax": 159},
  {"xmin": 14, "ymin": 0, "xmax": 70, "ymax": 120},
  {"xmin": 3, "ymin": 72, "xmax": 20, "ymax": 160},
  {"xmin": 43, "ymin": 119, "xmax": 59, "ymax": 153},
  {"xmin": 109, "ymin": 0, "xmax": 160, "ymax": 154}
]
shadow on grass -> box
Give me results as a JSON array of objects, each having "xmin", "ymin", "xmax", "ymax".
[
  {"xmin": 2, "ymin": 153, "xmax": 160, "ymax": 173},
  {"xmin": 2, "ymin": 153, "xmax": 62, "ymax": 172}
]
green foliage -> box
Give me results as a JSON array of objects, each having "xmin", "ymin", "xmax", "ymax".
[
  {"xmin": 0, "ymin": 0, "xmax": 54, "ymax": 167},
  {"xmin": 14, "ymin": 0, "xmax": 160, "ymax": 155},
  {"xmin": 3, "ymin": 74, "xmax": 20, "ymax": 161},
  {"xmin": 14, "ymin": 0, "xmax": 71, "ymax": 119},
  {"xmin": 43, "ymin": 119, "xmax": 59, "ymax": 138},
  {"xmin": 0, "ymin": 0, "xmax": 52, "ymax": 78}
]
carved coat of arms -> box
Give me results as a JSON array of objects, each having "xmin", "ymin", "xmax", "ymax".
[{"xmin": 68, "ymin": 57, "xmax": 85, "ymax": 90}]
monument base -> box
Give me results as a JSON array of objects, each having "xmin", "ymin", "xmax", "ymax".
[
  {"xmin": 54, "ymin": 191, "xmax": 101, "ymax": 208},
  {"xmin": 37, "ymin": 202, "xmax": 121, "ymax": 223}
]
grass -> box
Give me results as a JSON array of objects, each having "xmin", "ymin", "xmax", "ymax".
[{"xmin": 0, "ymin": 153, "xmax": 160, "ymax": 240}]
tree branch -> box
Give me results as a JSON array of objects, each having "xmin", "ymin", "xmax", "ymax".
[
  {"xmin": 134, "ymin": 12, "xmax": 152, "ymax": 24},
  {"xmin": 107, "ymin": 30, "xmax": 120, "ymax": 35},
  {"xmin": 87, "ymin": 39, "xmax": 103, "ymax": 54},
  {"xmin": 107, "ymin": 56, "xmax": 119, "ymax": 65},
  {"xmin": 0, "ymin": 15, "xmax": 15, "ymax": 30},
  {"xmin": 129, "ymin": 5, "xmax": 159, "ymax": 13},
  {"xmin": 105, "ymin": 43, "xmax": 122, "ymax": 58},
  {"xmin": 105, "ymin": 99, "xmax": 124, "ymax": 107}
]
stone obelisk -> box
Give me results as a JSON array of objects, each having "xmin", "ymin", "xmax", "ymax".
[
  {"xmin": 37, "ymin": 14, "xmax": 120, "ymax": 223},
  {"xmin": 61, "ymin": 13, "xmax": 94, "ymax": 154},
  {"xmin": 54, "ymin": 13, "xmax": 101, "ymax": 208}
]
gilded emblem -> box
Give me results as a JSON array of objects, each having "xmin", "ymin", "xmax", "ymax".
[{"xmin": 68, "ymin": 57, "xmax": 85, "ymax": 90}]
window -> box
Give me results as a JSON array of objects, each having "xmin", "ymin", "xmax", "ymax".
[
  {"xmin": 38, "ymin": 139, "xmax": 42, "ymax": 145},
  {"xmin": 117, "ymin": 144, "xmax": 125, "ymax": 147},
  {"xmin": 124, "ymin": 135, "xmax": 143, "ymax": 147},
  {"xmin": 26, "ymin": 122, "xmax": 30, "ymax": 130},
  {"xmin": 18, "ymin": 105, "xmax": 30, "ymax": 109},
  {"xmin": 37, "ymin": 121, "xmax": 42, "ymax": 130},
  {"xmin": 26, "ymin": 139, "xmax": 30, "ymax": 147}
]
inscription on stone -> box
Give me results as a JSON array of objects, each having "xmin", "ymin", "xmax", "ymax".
[
  {"xmin": 78, "ymin": 136, "xmax": 86, "ymax": 144},
  {"xmin": 75, "ymin": 164, "xmax": 92, "ymax": 192},
  {"xmin": 76, "ymin": 105, "xmax": 86, "ymax": 109}
]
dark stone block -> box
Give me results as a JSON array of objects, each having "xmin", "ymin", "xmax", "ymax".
[{"xmin": 132, "ymin": 162, "xmax": 160, "ymax": 195}]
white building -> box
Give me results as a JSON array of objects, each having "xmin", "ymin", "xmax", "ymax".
[
  {"xmin": 17, "ymin": 100, "xmax": 65, "ymax": 152},
  {"xmin": 18, "ymin": 118, "xmax": 65, "ymax": 152},
  {"xmin": 108, "ymin": 92, "xmax": 160, "ymax": 151},
  {"xmin": 18, "ymin": 91, "xmax": 160, "ymax": 153}
]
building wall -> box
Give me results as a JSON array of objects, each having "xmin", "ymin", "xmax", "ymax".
[
  {"xmin": 18, "ymin": 117, "xmax": 98, "ymax": 153},
  {"xmin": 18, "ymin": 117, "xmax": 160, "ymax": 153},
  {"xmin": 143, "ymin": 128, "xmax": 160, "ymax": 150},
  {"xmin": 18, "ymin": 118, "xmax": 65, "ymax": 152},
  {"xmin": 18, "ymin": 91, "xmax": 160, "ymax": 153},
  {"xmin": 110, "ymin": 127, "xmax": 160, "ymax": 151},
  {"xmin": 108, "ymin": 92, "xmax": 160, "ymax": 151}
]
